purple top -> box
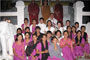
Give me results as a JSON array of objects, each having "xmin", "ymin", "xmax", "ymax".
[{"xmin": 12, "ymin": 42, "xmax": 26, "ymax": 60}]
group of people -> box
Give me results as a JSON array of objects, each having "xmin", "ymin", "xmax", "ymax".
[
  {"xmin": 12, "ymin": 13, "xmax": 90, "ymax": 60},
  {"xmin": 28, "ymin": 0, "xmax": 63, "ymax": 25}
]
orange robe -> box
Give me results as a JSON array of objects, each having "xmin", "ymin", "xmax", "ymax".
[{"xmin": 41, "ymin": 6, "xmax": 50, "ymax": 24}]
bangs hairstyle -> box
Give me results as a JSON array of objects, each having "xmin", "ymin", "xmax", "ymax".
[
  {"xmin": 24, "ymin": 32, "xmax": 31, "ymax": 38},
  {"xmin": 67, "ymin": 26, "xmax": 71, "ymax": 30},
  {"xmin": 81, "ymin": 25, "xmax": 86, "ymax": 30},
  {"xmin": 46, "ymin": 31, "xmax": 52, "ymax": 35},
  {"xmin": 17, "ymin": 28, "xmax": 22, "ymax": 33},
  {"xmin": 32, "ymin": 34, "xmax": 37, "ymax": 37},
  {"xmin": 63, "ymin": 30, "xmax": 69, "ymax": 36},
  {"xmin": 55, "ymin": 30, "xmax": 61, "ymax": 35},
  {"xmin": 25, "ymin": 27, "xmax": 30, "ymax": 31},
  {"xmin": 40, "ymin": 17, "xmax": 44, "ymax": 21},
  {"xmin": 15, "ymin": 33, "xmax": 24, "ymax": 42},
  {"xmin": 35, "ymin": 26, "xmax": 41, "ymax": 30},
  {"xmin": 24, "ymin": 18, "xmax": 28, "ymax": 22},
  {"xmin": 51, "ymin": 36, "xmax": 58, "ymax": 42},
  {"xmin": 41, "ymin": 34, "xmax": 47, "ymax": 38},
  {"xmin": 46, "ymin": 20, "xmax": 52, "ymax": 27},
  {"xmin": 76, "ymin": 30, "xmax": 82, "ymax": 35}
]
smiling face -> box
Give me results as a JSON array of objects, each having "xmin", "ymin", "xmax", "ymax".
[
  {"xmin": 42, "ymin": 35, "xmax": 47, "ymax": 41},
  {"xmin": 25, "ymin": 33, "xmax": 30, "ymax": 39},
  {"xmin": 47, "ymin": 21, "xmax": 52, "ymax": 27},
  {"xmin": 77, "ymin": 32, "xmax": 81, "ymax": 37},
  {"xmin": 52, "ymin": 38, "xmax": 58, "ymax": 45},
  {"xmin": 64, "ymin": 32, "xmax": 68, "ymax": 38},
  {"xmin": 17, "ymin": 35, "xmax": 23, "ymax": 42},
  {"xmin": 56, "ymin": 31, "xmax": 61, "ymax": 38},
  {"xmin": 32, "ymin": 35, "xmax": 37, "ymax": 41}
]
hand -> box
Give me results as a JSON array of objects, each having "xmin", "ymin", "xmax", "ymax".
[
  {"xmin": 32, "ymin": 56, "xmax": 36, "ymax": 60},
  {"xmin": 20, "ymin": 56, "xmax": 24, "ymax": 60},
  {"xmin": 45, "ymin": 50, "xmax": 48, "ymax": 53}
]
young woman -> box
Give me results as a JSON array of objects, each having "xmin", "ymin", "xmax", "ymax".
[
  {"xmin": 67, "ymin": 26, "xmax": 72, "ymax": 39},
  {"xmin": 60, "ymin": 30, "xmax": 73, "ymax": 60},
  {"xmin": 56, "ymin": 21, "xmax": 63, "ymax": 33},
  {"xmin": 25, "ymin": 34, "xmax": 40, "ymax": 60},
  {"xmin": 72, "ymin": 26, "xmax": 76, "ymax": 40},
  {"xmin": 71, "ymin": 26, "xmax": 77, "ymax": 60},
  {"xmin": 55, "ymin": 30, "xmax": 62, "ymax": 45},
  {"xmin": 36, "ymin": 34, "xmax": 49, "ymax": 60},
  {"xmin": 74, "ymin": 30, "xmax": 85, "ymax": 58},
  {"xmin": 13, "ymin": 33, "xmax": 26, "ymax": 60},
  {"xmin": 14, "ymin": 28, "xmax": 22, "ymax": 41},
  {"xmin": 21, "ymin": 18, "xmax": 29, "ymax": 33},
  {"xmin": 30, "ymin": 19, "xmax": 37, "ymax": 34},
  {"xmin": 48, "ymin": 36, "xmax": 64, "ymax": 60},
  {"xmin": 46, "ymin": 31, "xmax": 52, "ymax": 45},
  {"xmin": 24, "ymin": 32, "xmax": 31, "ymax": 47},
  {"xmin": 81, "ymin": 26, "xmax": 90, "ymax": 58},
  {"xmin": 25, "ymin": 27, "xmax": 30, "ymax": 33},
  {"xmin": 45, "ymin": 20, "xmax": 55, "ymax": 34},
  {"xmin": 35, "ymin": 26, "xmax": 43, "ymax": 41}
]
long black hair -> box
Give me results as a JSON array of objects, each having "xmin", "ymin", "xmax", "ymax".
[
  {"xmin": 15, "ymin": 33, "xmax": 24, "ymax": 42},
  {"xmin": 75, "ymin": 30, "xmax": 82, "ymax": 44}
]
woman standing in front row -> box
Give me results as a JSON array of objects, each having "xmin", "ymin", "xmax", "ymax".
[
  {"xmin": 48, "ymin": 36, "xmax": 64, "ymax": 60},
  {"xmin": 60, "ymin": 30, "xmax": 73, "ymax": 60},
  {"xmin": 36, "ymin": 34, "xmax": 49, "ymax": 60},
  {"xmin": 13, "ymin": 33, "xmax": 26, "ymax": 60}
]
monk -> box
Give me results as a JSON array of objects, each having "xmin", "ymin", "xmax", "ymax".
[
  {"xmin": 28, "ymin": 0, "xmax": 39, "ymax": 24},
  {"xmin": 41, "ymin": 0, "xmax": 51, "ymax": 23},
  {"xmin": 54, "ymin": 0, "xmax": 63, "ymax": 26}
]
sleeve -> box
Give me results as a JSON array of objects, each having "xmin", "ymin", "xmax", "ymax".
[
  {"xmin": 12, "ymin": 42, "xmax": 15, "ymax": 48},
  {"xmin": 48, "ymin": 45, "xmax": 54, "ymax": 58}
]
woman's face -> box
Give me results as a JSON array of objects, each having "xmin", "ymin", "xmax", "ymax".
[
  {"xmin": 17, "ymin": 35, "xmax": 22, "ymax": 41},
  {"xmin": 77, "ymin": 32, "xmax": 81, "ymax": 37},
  {"xmin": 25, "ymin": 33, "xmax": 30, "ymax": 39},
  {"xmin": 42, "ymin": 35, "xmax": 47, "ymax": 41},
  {"xmin": 36, "ymin": 29, "xmax": 40, "ymax": 33},
  {"xmin": 56, "ymin": 32, "xmax": 61, "ymax": 38},
  {"xmin": 48, "ymin": 21, "xmax": 51, "ymax": 26},
  {"xmin": 17, "ymin": 30, "xmax": 22, "ymax": 34},
  {"xmin": 52, "ymin": 38, "xmax": 58, "ymax": 44},
  {"xmin": 81, "ymin": 27, "xmax": 85, "ymax": 32},
  {"xmin": 72, "ymin": 27, "xmax": 76, "ymax": 32},
  {"xmin": 66, "ymin": 22, "xmax": 70, "ymax": 26},
  {"xmin": 47, "ymin": 33, "xmax": 52, "ymax": 38},
  {"xmin": 25, "ymin": 29, "xmax": 30, "ymax": 32},
  {"xmin": 67, "ymin": 27, "xmax": 71, "ymax": 32},
  {"xmin": 64, "ymin": 32, "xmax": 68, "ymax": 38},
  {"xmin": 33, "ymin": 35, "xmax": 37, "ymax": 41},
  {"xmin": 24, "ymin": 20, "xmax": 28, "ymax": 24}
]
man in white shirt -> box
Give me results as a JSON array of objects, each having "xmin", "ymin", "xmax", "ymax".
[
  {"xmin": 74, "ymin": 22, "xmax": 80, "ymax": 31},
  {"xmin": 63, "ymin": 20, "xmax": 71, "ymax": 30},
  {"xmin": 38, "ymin": 17, "xmax": 46, "ymax": 33},
  {"xmin": 47, "ymin": 13, "xmax": 57, "ymax": 28}
]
